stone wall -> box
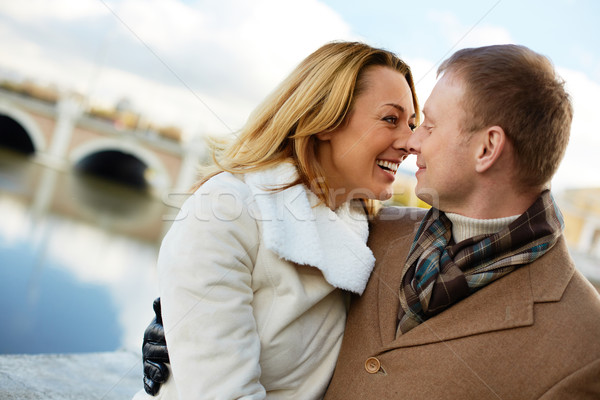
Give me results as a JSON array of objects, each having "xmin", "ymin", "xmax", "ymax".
[{"xmin": 0, "ymin": 351, "xmax": 142, "ymax": 399}]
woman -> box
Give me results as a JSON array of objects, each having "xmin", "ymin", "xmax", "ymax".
[{"xmin": 134, "ymin": 41, "xmax": 419, "ymax": 399}]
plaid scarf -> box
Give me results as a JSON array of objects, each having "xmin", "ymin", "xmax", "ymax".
[{"xmin": 397, "ymin": 190, "xmax": 564, "ymax": 336}]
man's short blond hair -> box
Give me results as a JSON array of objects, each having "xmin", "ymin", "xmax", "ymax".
[{"xmin": 439, "ymin": 44, "xmax": 573, "ymax": 188}]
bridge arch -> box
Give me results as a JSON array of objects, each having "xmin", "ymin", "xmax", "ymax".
[
  {"xmin": 0, "ymin": 102, "xmax": 47, "ymax": 153},
  {"xmin": 69, "ymin": 139, "xmax": 172, "ymax": 191}
]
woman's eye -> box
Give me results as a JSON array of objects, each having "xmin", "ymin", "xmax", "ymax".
[{"xmin": 383, "ymin": 116, "xmax": 398, "ymax": 124}]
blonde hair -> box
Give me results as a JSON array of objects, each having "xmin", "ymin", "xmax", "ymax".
[{"xmin": 194, "ymin": 41, "xmax": 419, "ymax": 216}]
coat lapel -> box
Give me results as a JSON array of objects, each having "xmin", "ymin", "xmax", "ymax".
[
  {"xmin": 375, "ymin": 231, "xmax": 416, "ymax": 344},
  {"xmin": 380, "ymin": 266, "xmax": 534, "ymax": 350},
  {"xmin": 375, "ymin": 235, "xmax": 574, "ymax": 352},
  {"xmin": 528, "ymin": 238, "xmax": 574, "ymax": 302},
  {"xmin": 244, "ymin": 163, "xmax": 375, "ymax": 294},
  {"xmin": 365, "ymin": 211, "xmax": 424, "ymax": 345}
]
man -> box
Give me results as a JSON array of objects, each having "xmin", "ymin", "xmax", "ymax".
[
  {"xmin": 142, "ymin": 45, "xmax": 600, "ymax": 398},
  {"xmin": 324, "ymin": 44, "xmax": 600, "ymax": 399}
]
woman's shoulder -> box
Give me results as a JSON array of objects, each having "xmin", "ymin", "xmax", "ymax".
[
  {"xmin": 194, "ymin": 171, "xmax": 252, "ymax": 196},
  {"xmin": 169, "ymin": 172, "xmax": 258, "ymax": 226},
  {"xmin": 194, "ymin": 167, "xmax": 292, "ymax": 194}
]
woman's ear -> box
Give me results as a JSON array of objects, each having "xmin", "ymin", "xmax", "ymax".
[
  {"xmin": 475, "ymin": 126, "xmax": 506, "ymax": 173},
  {"xmin": 315, "ymin": 130, "xmax": 333, "ymax": 141}
]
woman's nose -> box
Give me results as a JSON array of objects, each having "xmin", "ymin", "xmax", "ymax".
[
  {"xmin": 392, "ymin": 124, "xmax": 412, "ymax": 151},
  {"xmin": 406, "ymin": 125, "xmax": 424, "ymax": 154}
]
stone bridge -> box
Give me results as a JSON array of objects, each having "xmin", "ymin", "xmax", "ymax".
[{"xmin": 0, "ymin": 89, "xmax": 207, "ymax": 196}]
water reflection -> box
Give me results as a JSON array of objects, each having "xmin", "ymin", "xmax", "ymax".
[{"xmin": 0, "ymin": 148, "xmax": 168, "ymax": 354}]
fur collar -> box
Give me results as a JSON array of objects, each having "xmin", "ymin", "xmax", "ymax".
[{"xmin": 244, "ymin": 163, "xmax": 375, "ymax": 294}]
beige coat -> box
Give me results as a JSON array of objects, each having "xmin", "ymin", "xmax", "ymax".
[
  {"xmin": 325, "ymin": 207, "xmax": 600, "ymax": 400},
  {"xmin": 133, "ymin": 164, "xmax": 375, "ymax": 400}
]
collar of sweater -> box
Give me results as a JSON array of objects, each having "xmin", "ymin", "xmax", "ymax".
[
  {"xmin": 445, "ymin": 212, "xmax": 520, "ymax": 243},
  {"xmin": 243, "ymin": 163, "xmax": 375, "ymax": 295}
]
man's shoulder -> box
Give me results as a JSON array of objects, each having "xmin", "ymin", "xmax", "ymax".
[
  {"xmin": 529, "ymin": 249, "xmax": 600, "ymax": 353},
  {"xmin": 531, "ymin": 237, "xmax": 600, "ymax": 320},
  {"xmin": 559, "ymin": 268, "xmax": 600, "ymax": 323}
]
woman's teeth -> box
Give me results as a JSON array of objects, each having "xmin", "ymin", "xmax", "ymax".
[{"xmin": 376, "ymin": 160, "xmax": 399, "ymax": 174}]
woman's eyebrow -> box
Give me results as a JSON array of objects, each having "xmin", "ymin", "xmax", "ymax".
[
  {"xmin": 383, "ymin": 103, "xmax": 416, "ymax": 120},
  {"xmin": 384, "ymin": 103, "xmax": 405, "ymax": 113}
]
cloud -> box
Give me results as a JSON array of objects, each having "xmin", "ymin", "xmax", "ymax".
[
  {"xmin": 0, "ymin": 0, "xmax": 355, "ymax": 138},
  {"xmin": 427, "ymin": 10, "xmax": 514, "ymax": 51},
  {"xmin": 405, "ymin": 57, "xmax": 438, "ymax": 104},
  {"xmin": 552, "ymin": 67, "xmax": 600, "ymax": 191},
  {"xmin": 0, "ymin": 0, "xmax": 108, "ymax": 22}
]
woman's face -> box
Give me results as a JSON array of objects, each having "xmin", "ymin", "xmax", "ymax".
[{"xmin": 317, "ymin": 66, "xmax": 416, "ymax": 207}]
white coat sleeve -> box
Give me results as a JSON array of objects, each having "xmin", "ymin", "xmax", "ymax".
[{"xmin": 158, "ymin": 175, "xmax": 265, "ymax": 400}]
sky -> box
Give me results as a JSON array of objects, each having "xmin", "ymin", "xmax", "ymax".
[{"xmin": 0, "ymin": 0, "xmax": 599, "ymax": 192}]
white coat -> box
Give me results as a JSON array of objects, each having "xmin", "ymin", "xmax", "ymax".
[{"xmin": 133, "ymin": 163, "xmax": 375, "ymax": 400}]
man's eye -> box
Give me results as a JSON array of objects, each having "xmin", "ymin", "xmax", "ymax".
[{"xmin": 409, "ymin": 123, "xmax": 417, "ymax": 132}]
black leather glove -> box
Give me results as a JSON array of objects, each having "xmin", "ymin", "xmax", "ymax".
[{"xmin": 142, "ymin": 297, "xmax": 171, "ymax": 395}]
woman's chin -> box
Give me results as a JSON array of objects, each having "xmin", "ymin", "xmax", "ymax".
[
  {"xmin": 346, "ymin": 185, "xmax": 393, "ymax": 202},
  {"xmin": 377, "ymin": 189, "xmax": 393, "ymax": 202}
]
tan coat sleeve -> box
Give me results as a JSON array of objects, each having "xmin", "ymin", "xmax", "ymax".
[{"xmin": 539, "ymin": 358, "xmax": 600, "ymax": 400}]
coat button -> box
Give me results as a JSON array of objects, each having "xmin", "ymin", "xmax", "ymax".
[{"xmin": 365, "ymin": 357, "xmax": 381, "ymax": 374}]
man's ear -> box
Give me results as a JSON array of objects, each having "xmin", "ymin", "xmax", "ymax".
[{"xmin": 475, "ymin": 126, "xmax": 506, "ymax": 173}]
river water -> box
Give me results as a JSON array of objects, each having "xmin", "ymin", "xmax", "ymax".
[{"xmin": 0, "ymin": 147, "xmax": 173, "ymax": 355}]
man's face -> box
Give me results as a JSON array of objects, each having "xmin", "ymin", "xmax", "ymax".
[{"xmin": 406, "ymin": 73, "xmax": 480, "ymax": 212}]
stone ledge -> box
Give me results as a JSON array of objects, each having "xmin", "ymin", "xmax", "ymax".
[{"xmin": 0, "ymin": 351, "xmax": 142, "ymax": 400}]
